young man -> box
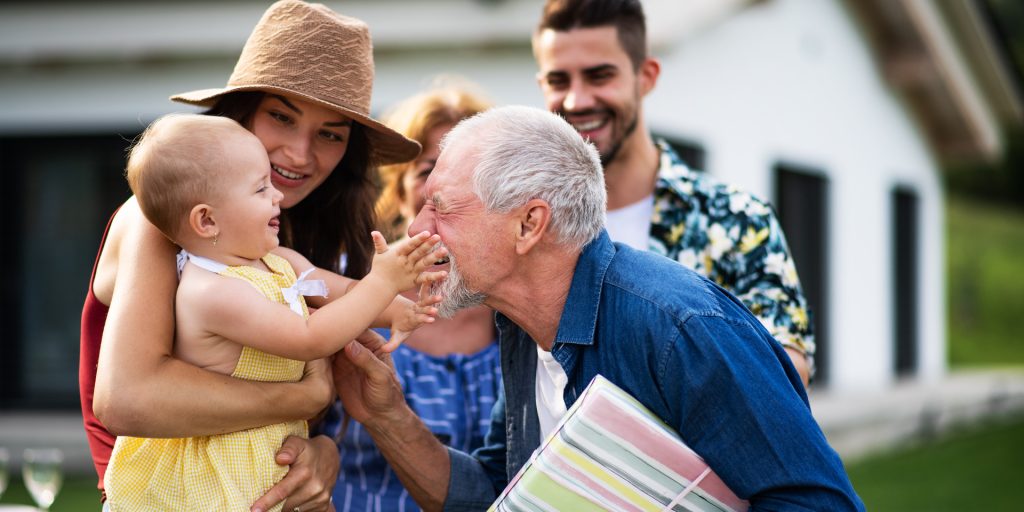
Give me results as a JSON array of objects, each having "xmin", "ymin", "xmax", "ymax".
[
  {"xmin": 332, "ymin": 106, "xmax": 863, "ymax": 511},
  {"xmin": 533, "ymin": 0, "xmax": 814, "ymax": 384}
]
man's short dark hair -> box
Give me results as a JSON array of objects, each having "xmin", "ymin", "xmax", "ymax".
[{"xmin": 537, "ymin": 0, "xmax": 647, "ymax": 70}]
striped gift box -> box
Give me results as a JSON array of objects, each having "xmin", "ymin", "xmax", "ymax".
[{"xmin": 489, "ymin": 375, "xmax": 748, "ymax": 512}]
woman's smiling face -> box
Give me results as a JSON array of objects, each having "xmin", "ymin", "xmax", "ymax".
[{"xmin": 249, "ymin": 93, "xmax": 353, "ymax": 208}]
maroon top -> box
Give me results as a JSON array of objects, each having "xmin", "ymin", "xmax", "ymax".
[{"xmin": 79, "ymin": 210, "xmax": 117, "ymax": 492}]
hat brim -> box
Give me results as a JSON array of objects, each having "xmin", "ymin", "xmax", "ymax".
[{"xmin": 171, "ymin": 85, "xmax": 421, "ymax": 165}]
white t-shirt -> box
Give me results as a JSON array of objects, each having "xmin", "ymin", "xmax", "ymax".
[
  {"xmin": 535, "ymin": 346, "xmax": 569, "ymax": 439},
  {"xmin": 605, "ymin": 194, "xmax": 654, "ymax": 250}
]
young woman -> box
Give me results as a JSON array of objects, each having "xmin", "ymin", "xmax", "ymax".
[{"xmin": 79, "ymin": 3, "xmax": 420, "ymax": 511}]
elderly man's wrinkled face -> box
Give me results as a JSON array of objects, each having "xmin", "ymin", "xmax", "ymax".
[{"xmin": 407, "ymin": 140, "xmax": 510, "ymax": 317}]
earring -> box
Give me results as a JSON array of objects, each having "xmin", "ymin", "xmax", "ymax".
[{"xmin": 213, "ymin": 233, "xmax": 219, "ymax": 246}]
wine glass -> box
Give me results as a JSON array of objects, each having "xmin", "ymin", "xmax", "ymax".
[
  {"xmin": 0, "ymin": 447, "xmax": 9, "ymax": 500},
  {"xmin": 21, "ymin": 449, "xmax": 63, "ymax": 511}
]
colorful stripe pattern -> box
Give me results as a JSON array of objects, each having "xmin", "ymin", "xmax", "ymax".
[{"xmin": 489, "ymin": 375, "xmax": 748, "ymax": 512}]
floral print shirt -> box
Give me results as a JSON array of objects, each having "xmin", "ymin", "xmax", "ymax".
[{"xmin": 647, "ymin": 140, "xmax": 815, "ymax": 366}]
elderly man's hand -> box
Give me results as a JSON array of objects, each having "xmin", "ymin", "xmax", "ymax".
[{"xmin": 331, "ymin": 329, "xmax": 406, "ymax": 427}]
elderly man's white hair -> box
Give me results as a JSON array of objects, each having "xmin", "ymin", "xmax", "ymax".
[{"xmin": 441, "ymin": 105, "xmax": 607, "ymax": 250}]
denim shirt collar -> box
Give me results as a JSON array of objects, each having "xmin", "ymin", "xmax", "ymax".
[
  {"xmin": 492, "ymin": 229, "xmax": 616, "ymax": 421},
  {"xmin": 493, "ymin": 230, "xmax": 614, "ymax": 346},
  {"xmin": 553, "ymin": 229, "xmax": 615, "ymax": 347}
]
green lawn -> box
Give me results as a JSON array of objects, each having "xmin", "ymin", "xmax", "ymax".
[
  {"xmin": 5, "ymin": 418, "xmax": 1023, "ymax": 511},
  {"xmin": 946, "ymin": 196, "xmax": 1024, "ymax": 366},
  {"xmin": 1, "ymin": 475, "xmax": 99, "ymax": 512},
  {"xmin": 844, "ymin": 194, "xmax": 1024, "ymax": 510},
  {"xmin": 847, "ymin": 416, "xmax": 1024, "ymax": 511}
]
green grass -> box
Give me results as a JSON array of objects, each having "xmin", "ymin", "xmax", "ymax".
[
  {"xmin": 1, "ymin": 474, "xmax": 99, "ymax": 512},
  {"xmin": 7, "ymin": 419, "xmax": 1021, "ymax": 511},
  {"xmin": 846, "ymin": 416, "xmax": 1024, "ymax": 511},
  {"xmin": 946, "ymin": 196, "xmax": 1024, "ymax": 366}
]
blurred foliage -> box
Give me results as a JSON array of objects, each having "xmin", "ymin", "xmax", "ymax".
[
  {"xmin": 949, "ymin": 0, "xmax": 1023, "ymax": 207},
  {"xmin": 946, "ymin": 195, "xmax": 1024, "ymax": 366},
  {"xmin": 983, "ymin": 0, "xmax": 1024, "ymax": 82},
  {"xmin": 846, "ymin": 416, "xmax": 1024, "ymax": 511},
  {"xmin": 943, "ymin": 125, "xmax": 1024, "ymax": 209}
]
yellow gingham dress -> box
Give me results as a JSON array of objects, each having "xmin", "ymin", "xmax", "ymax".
[{"xmin": 105, "ymin": 253, "xmax": 310, "ymax": 512}]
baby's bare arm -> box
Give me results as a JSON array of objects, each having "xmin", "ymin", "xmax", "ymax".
[
  {"xmin": 272, "ymin": 239, "xmax": 444, "ymax": 331},
  {"xmin": 200, "ymin": 233, "xmax": 446, "ymax": 361}
]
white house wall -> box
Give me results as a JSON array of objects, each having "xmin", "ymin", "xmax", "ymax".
[{"xmin": 645, "ymin": 0, "xmax": 944, "ymax": 391}]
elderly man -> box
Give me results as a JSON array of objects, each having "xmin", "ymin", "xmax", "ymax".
[{"xmin": 333, "ymin": 106, "xmax": 863, "ymax": 511}]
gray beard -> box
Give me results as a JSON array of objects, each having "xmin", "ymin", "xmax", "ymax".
[{"xmin": 430, "ymin": 247, "xmax": 486, "ymax": 318}]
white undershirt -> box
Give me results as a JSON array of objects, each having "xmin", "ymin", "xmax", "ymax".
[
  {"xmin": 535, "ymin": 346, "xmax": 569, "ymax": 439},
  {"xmin": 605, "ymin": 194, "xmax": 654, "ymax": 250}
]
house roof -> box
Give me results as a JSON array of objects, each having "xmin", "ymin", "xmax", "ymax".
[
  {"xmin": 1, "ymin": 0, "xmax": 1019, "ymax": 163},
  {"xmin": 848, "ymin": 0, "xmax": 1024, "ymax": 163}
]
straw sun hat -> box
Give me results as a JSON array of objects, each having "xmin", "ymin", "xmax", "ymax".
[{"xmin": 171, "ymin": 0, "xmax": 420, "ymax": 165}]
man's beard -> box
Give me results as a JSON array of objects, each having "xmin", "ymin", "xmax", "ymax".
[
  {"xmin": 430, "ymin": 244, "xmax": 486, "ymax": 318},
  {"xmin": 556, "ymin": 104, "xmax": 640, "ymax": 168},
  {"xmin": 599, "ymin": 109, "xmax": 639, "ymax": 167}
]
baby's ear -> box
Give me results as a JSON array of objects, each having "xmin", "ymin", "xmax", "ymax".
[{"xmin": 188, "ymin": 204, "xmax": 218, "ymax": 241}]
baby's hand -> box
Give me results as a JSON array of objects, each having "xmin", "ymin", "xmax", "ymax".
[
  {"xmin": 384, "ymin": 282, "xmax": 444, "ymax": 352},
  {"xmin": 369, "ymin": 231, "xmax": 447, "ymax": 294}
]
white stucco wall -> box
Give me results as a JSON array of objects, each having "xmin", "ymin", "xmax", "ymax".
[{"xmin": 644, "ymin": 0, "xmax": 945, "ymax": 391}]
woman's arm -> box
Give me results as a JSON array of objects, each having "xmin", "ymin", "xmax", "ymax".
[{"xmin": 93, "ymin": 200, "xmax": 333, "ymax": 438}]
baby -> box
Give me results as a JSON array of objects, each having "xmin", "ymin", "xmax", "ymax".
[{"xmin": 103, "ymin": 113, "xmax": 446, "ymax": 511}]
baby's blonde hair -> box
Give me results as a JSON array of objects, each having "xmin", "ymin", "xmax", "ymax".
[{"xmin": 125, "ymin": 114, "xmax": 248, "ymax": 240}]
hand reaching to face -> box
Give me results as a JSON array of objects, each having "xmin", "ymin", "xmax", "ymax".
[
  {"xmin": 386, "ymin": 281, "xmax": 445, "ymax": 351},
  {"xmin": 368, "ymin": 231, "xmax": 448, "ymax": 296}
]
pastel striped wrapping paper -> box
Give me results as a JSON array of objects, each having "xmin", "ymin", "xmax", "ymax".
[{"xmin": 489, "ymin": 375, "xmax": 748, "ymax": 512}]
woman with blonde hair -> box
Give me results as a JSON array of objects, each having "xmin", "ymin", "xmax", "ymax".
[
  {"xmin": 375, "ymin": 81, "xmax": 494, "ymax": 241},
  {"xmin": 317, "ymin": 81, "xmax": 501, "ymax": 511}
]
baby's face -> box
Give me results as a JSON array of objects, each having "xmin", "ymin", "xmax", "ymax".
[{"xmin": 210, "ymin": 132, "xmax": 285, "ymax": 259}]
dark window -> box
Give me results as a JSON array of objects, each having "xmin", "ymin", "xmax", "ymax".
[
  {"xmin": 774, "ymin": 164, "xmax": 830, "ymax": 385},
  {"xmin": 655, "ymin": 134, "xmax": 706, "ymax": 172},
  {"xmin": 0, "ymin": 134, "xmax": 134, "ymax": 409},
  {"xmin": 892, "ymin": 186, "xmax": 920, "ymax": 378}
]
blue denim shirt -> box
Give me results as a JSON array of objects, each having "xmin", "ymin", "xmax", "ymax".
[{"xmin": 444, "ymin": 231, "xmax": 863, "ymax": 511}]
